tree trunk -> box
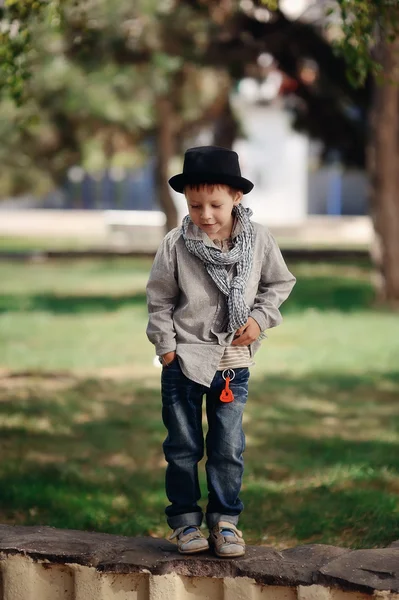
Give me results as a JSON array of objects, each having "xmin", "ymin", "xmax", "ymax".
[
  {"xmin": 213, "ymin": 95, "xmax": 239, "ymax": 150},
  {"xmin": 155, "ymin": 96, "xmax": 178, "ymax": 232},
  {"xmin": 368, "ymin": 37, "xmax": 399, "ymax": 307}
]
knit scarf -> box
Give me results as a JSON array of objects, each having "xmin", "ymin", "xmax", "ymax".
[{"xmin": 181, "ymin": 204, "xmax": 254, "ymax": 333}]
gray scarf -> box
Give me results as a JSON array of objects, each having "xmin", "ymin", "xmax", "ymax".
[{"xmin": 181, "ymin": 204, "xmax": 254, "ymax": 333}]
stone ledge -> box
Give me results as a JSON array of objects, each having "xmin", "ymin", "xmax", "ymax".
[{"xmin": 0, "ymin": 525, "xmax": 398, "ymax": 598}]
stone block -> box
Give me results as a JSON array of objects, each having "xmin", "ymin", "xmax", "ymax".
[
  {"xmin": 0, "ymin": 525, "xmax": 399, "ymax": 600},
  {"xmin": 298, "ymin": 584, "xmax": 371, "ymax": 599},
  {"xmin": 1, "ymin": 555, "xmax": 74, "ymax": 600},
  {"xmin": 224, "ymin": 577, "xmax": 296, "ymax": 599},
  {"xmin": 318, "ymin": 549, "xmax": 399, "ymax": 594},
  {"xmin": 149, "ymin": 573, "xmax": 223, "ymax": 600}
]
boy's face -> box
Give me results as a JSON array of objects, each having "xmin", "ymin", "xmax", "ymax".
[{"xmin": 185, "ymin": 184, "xmax": 243, "ymax": 241}]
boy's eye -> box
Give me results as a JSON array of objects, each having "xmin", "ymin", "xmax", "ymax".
[{"xmin": 189, "ymin": 204, "xmax": 221, "ymax": 209}]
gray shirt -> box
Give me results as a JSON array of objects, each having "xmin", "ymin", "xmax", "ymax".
[{"xmin": 146, "ymin": 220, "xmax": 296, "ymax": 386}]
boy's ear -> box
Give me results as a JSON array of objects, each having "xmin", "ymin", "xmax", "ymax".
[{"xmin": 234, "ymin": 191, "xmax": 243, "ymax": 205}]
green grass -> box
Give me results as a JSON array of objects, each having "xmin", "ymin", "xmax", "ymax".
[
  {"xmin": 0, "ymin": 236, "xmax": 104, "ymax": 252},
  {"xmin": 0, "ymin": 235, "xmax": 369, "ymax": 253},
  {"xmin": 0, "ymin": 257, "xmax": 399, "ymax": 549}
]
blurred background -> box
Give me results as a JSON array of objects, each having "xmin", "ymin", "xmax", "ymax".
[{"xmin": 0, "ymin": 0, "xmax": 399, "ymax": 549}]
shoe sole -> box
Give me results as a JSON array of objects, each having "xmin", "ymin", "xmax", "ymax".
[
  {"xmin": 178, "ymin": 545, "xmax": 210, "ymax": 555},
  {"xmin": 214, "ymin": 549, "xmax": 245, "ymax": 558}
]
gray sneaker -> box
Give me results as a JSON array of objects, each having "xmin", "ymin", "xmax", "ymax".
[
  {"xmin": 208, "ymin": 521, "xmax": 245, "ymax": 557},
  {"xmin": 169, "ymin": 526, "xmax": 209, "ymax": 554}
]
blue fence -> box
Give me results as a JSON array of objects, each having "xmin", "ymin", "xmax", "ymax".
[{"xmin": 43, "ymin": 158, "xmax": 159, "ymax": 211}]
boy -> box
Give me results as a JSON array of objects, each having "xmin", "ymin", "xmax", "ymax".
[{"xmin": 146, "ymin": 146, "xmax": 295, "ymax": 557}]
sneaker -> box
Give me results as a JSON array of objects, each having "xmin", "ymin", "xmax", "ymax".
[
  {"xmin": 208, "ymin": 521, "xmax": 245, "ymax": 557},
  {"xmin": 169, "ymin": 525, "xmax": 209, "ymax": 554}
]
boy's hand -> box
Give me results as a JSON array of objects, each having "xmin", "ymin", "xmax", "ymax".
[
  {"xmin": 231, "ymin": 317, "xmax": 261, "ymax": 346},
  {"xmin": 161, "ymin": 351, "xmax": 176, "ymax": 366}
]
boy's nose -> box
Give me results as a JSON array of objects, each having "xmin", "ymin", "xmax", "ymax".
[{"xmin": 201, "ymin": 209, "xmax": 212, "ymax": 220}]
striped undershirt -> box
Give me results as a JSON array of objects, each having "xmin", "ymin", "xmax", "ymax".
[
  {"xmin": 212, "ymin": 234, "xmax": 253, "ymax": 371},
  {"xmin": 218, "ymin": 344, "xmax": 252, "ymax": 370}
]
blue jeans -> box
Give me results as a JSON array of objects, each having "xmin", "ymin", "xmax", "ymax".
[{"xmin": 161, "ymin": 357, "xmax": 250, "ymax": 530}]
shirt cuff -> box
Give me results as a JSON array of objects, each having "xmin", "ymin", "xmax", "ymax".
[
  {"xmin": 249, "ymin": 310, "xmax": 268, "ymax": 332},
  {"xmin": 155, "ymin": 340, "xmax": 177, "ymax": 356}
]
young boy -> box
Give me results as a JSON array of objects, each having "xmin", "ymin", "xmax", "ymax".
[{"xmin": 146, "ymin": 146, "xmax": 295, "ymax": 557}]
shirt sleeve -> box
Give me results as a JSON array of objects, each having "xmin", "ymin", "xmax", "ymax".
[
  {"xmin": 146, "ymin": 232, "xmax": 180, "ymax": 356},
  {"xmin": 250, "ymin": 233, "xmax": 296, "ymax": 332}
]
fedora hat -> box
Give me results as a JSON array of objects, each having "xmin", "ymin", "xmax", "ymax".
[{"xmin": 168, "ymin": 146, "xmax": 254, "ymax": 194}]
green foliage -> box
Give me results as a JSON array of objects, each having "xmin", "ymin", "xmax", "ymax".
[
  {"xmin": 262, "ymin": 0, "xmax": 278, "ymax": 10},
  {"xmin": 262, "ymin": 0, "xmax": 399, "ymax": 86},
  {"xmin": 0, "ymin": 0, "xmax": 228, "ymax": 198},
  {"xmin": 333, "ymin": 0, "xmax": 398, "ymax": 86},
  {"xmin": 1, "ymin": 0, "xmax": 398, "ymax": 198},
  {"xmin": 0, "ymin": 0, "xmax": 54, "ymax": 104}
]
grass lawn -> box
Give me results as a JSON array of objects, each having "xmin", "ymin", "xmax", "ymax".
[
  {"xmin": 0, "ymin": 234, "xmax": 369, "ymax": 253},
  {"xmin": 0, "ymin": 257, "xmax": 399, "ymax": 549},
  {"xmin": 0, "ymin": 235, "xmax": 101, "ymax": 252}
]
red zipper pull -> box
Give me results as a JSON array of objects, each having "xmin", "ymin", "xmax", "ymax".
[{"xmin": 220, "ymin": 376, "xmax": 234, "ymax": 403}]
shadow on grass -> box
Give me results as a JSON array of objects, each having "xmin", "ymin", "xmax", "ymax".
[
  {"xmin": 0, "ymin": 274, "xmax": 374, "ymax": 314},
  {"xmin": 242, "ymin": 480, "xmax": 399, "ymax": 549},
  {"xmin": 0, "ymin": 370, "xmax": 399, "ymax": 547},
  {"xmin": 0, "ymin": 292, "xmax": 147, "ymax": 314},
  {"xmin": 0, "ymin": 464, "xmax": 167, "ymax": 537},
  {"xmin": 283, "ymin": 275, "xmax": 374, "ymax": 313}
]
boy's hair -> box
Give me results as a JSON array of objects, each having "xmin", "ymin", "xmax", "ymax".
[{"xmin": 184, "ymin": 183, "xmax": 240, "ymax": 199}]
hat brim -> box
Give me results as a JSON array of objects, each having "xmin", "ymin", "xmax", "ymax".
[{"xmin": 168, "ymin": 173, "xmax": 254, "ymax": 194}]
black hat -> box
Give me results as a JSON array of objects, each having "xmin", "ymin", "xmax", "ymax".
[{"xmin": 168, "ymin": 146, "xmax": 254, "ymax": 194}]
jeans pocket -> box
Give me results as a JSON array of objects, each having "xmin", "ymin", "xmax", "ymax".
[
  {"xmin": 232, "ymin": 367, "xmax": 250, "ymax": 382},
  {"xmin": 162, "ymin": 356, "xmax": 179, "ymax": 369}
]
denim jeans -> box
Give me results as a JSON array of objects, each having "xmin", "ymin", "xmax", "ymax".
[{"xmin": 161, "ymin": 356, "xmax": 250, "ymax": 530}]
